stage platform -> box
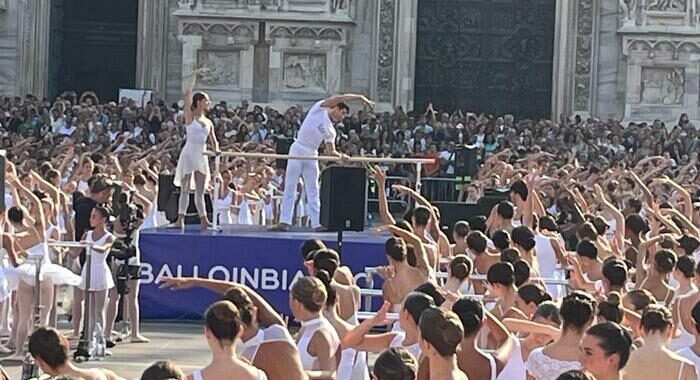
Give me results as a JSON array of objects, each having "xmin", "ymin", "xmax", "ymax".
[{"xmin": 139, "ymin": 225, "xmax": 387, "ymax": 320}]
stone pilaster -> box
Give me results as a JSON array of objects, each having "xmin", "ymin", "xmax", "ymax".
[
  {"xmin": 16, "ymin": 0, "xmax": 50, "ymax": 97},
  {"xmin": 136, "ymin": 0, "xmax": 169, "ymax": 95}
]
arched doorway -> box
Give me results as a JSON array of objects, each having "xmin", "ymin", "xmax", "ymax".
[
  {"xmin": 49, "ymin": 0, "xmax": 138, "ymax": 101},
  {"xmin": 414, "ymin": 0, "xmax": 556, "ymax": 119}
]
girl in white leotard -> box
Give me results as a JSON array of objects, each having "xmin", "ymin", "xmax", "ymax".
[
  {"xmin": 289, "ymin": 276, "xmax": 340, "ymax": 376},
  {"xmin": 188, "ymin": 301, "xmax": 267, "ymax": 380},
  {"xmin": 74, "ymin": 206, "xmax": 115, "ymax": 349}
]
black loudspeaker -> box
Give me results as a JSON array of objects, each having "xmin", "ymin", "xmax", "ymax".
[
  {"xmin": 275, "ymin": 137, "xmax": 294, "ymax": 170},
  {"xmin": 454, "ymin": 145, "xmax": 480, "ymax": 178},
  {"xmin": 320, "ymin": 166, "xmax": 367, "ymax": 232},
  {"xmin": 157, "ymin": 174, "xmax": 176, "ymax": 212}
]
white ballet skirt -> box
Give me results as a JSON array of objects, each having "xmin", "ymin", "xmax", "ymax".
[
  {"xmin": 174, "ymin": 118, "xmax": 211, "ymax": 191},
  {"xmin": 0, "ymin": 249, "xmax": 11, "ymax": 302},
  {"xmin": 215, "ymin": 190, "xmax": 234, "ymax": 225},
  {"xmin": 238, "ymin": 195, "xmax": 254, "ymax": 225},
  {"xmin": 4, "ymin": 242, "xmax": 81, "ymax": 290},
  {"xmin": 80, "ymin": 231, "xmax": 115, "ymax": 292}
]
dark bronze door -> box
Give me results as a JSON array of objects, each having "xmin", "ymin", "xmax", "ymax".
[{"xmin": 414, "ymin": 0, "xmax": 555, "ymax": 119}]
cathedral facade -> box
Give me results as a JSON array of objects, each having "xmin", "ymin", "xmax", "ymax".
[{"xmin": 0, "ymin": 0, "xmax": 698, "ymax": 122}]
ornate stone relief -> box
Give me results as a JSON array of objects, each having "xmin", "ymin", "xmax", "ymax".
[
  {"xmin": 269, "ymin": 26, "xmax": 343, "ymax": 40},
  {"xmin": 283, "ymin": 53, "xmax": 326, "ymax": 90},
  {"xmin": 197, "ymin": 50, "xmax": 241, "ymax": 87},
  {"xmin": 376, "ymin": 0, "xmax": 395, "ymax": 103},
  {"xmin": 640, "ymin": 67, "xmax": 685, "ymax": 104},
  {"xmin": 573, "ymin": 0, "xmax": 595, "ymax": 112},
  {"xmin": 647, "ymin": 0, "xmax": 686, "ymax": 12}
]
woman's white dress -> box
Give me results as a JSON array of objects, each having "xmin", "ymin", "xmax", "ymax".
[
  {"xmin": 4, "ymin": 242, "xmax": 81, "ymax": 289},
  {"xmin": 79, "ymin": 231, "xmax": 114, "ymax": 292},
  {"xmin": 214, "ymin": 189, "xmax": 234, "ymax": 225},
  {"xmin": 174, "ymin": 118, "xmax": 211, "ymax": 190}
]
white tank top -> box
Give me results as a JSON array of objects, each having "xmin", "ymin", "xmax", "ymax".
[
  {"xmin": 337, "ymin": 312, "xmax": 369, "ymax": 380},
  {"xmin": 534, "ymin": 234, "xmax": 557, "ymax": 277},
  {"xmin": 486, "ymin": 353, "xmax": 498, "ymax": 380},
  {"xmin": 389, "ymin": 331, "xmax": 421, "ymax": 360},
  {"xmin": 669, "ymin": 301, "xmax": 696, "ymax": 351},
  {"xmin": 496, "ymin": 336, "xmax": 527, "ymax": 380},
  {"xmin": 191, "ymin": 369, "xmax": 267, "ymax": 380},
  {"xmin": 185, "ymin": 118, "xmax": 209, "ymax": 146},
  {"xmin": 241, "ymin": 325, "xmax": 295, "ymax": 363},
  {"xmin": 297, "ymin": 316, "xmax": 340, "ymax": 371}
]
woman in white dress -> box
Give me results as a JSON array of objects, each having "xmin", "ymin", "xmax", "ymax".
[
  {"xmin": 170, "ymin": 67, "xmax": 220, "ymax": 230},
  {"xmin": 1, "ymin": 173, "xmax": 81, "ymax": 362},
  {"xmin": 72, "ymin": 206, "xmax": 115, "ymax": 348}
]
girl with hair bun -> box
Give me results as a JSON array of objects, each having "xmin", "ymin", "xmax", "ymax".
[
  {"xmin": 373, "ymin": 347, "xmax": 418, "ymax": 380},
  {"xmin": 580, "ymin": 322, "xmax": 633, "ymax": 380},
  {"xmin": 343, "ymin": 293, "xmax": 435, "ymax": 366},
  {"xmin": 676, "ymin": 301, "xmax": 700, "ymax": 379},
  {"xmin": 671, "ymin": 261, "xmax": 700, "ymax": 352},
  {"xmin": 486, "ymin": 262, "xmax": 520, "ymax": 319},
  {"xmin": 672, "ymin": 254, "xmax": 697, "ymax": 298},
  {"xmin": 527, "ymin": 291, "xmax": 596, "ymax": 380},
  {"xmin": 625, "ymin": 304, "xmax": 696, "ymax": 380},
  {"xmin": 443, "ymin": 255, "xmax": 473, "ymax": 295},
  {"xmin": 636, "ymin": 244, "xmax": 677, "ymax": 305},
  {"xmin": 379, "ymin": 232, "xmax": 431, "ymax": 307},
  {"xmin": 289, "ymin": 276, "xmax": 340, "ymax": 376},
  {"xmin": 514, "ymin": 284, "xmax": 552, "ymax": 319},
  {"xmin": 189, "ymin": 301, "xmax": 267, "ymax": 380},
  {"xmin": 597, "ymin": 292, "xmax": 624, "ymax": 324},
  {"xmin": 418, "ymin": 308, "xmax": 468, "ymax": 380}
]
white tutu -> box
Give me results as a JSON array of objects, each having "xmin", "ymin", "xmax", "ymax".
[
  {"xmin": 174, "ymin": 119, "xmax": 211, "ymax": 191},
  {"xmin": 4, "ymin": 243, "xmax": 81, "ymax": 289}
]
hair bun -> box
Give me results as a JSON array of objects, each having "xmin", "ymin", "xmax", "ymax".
[{"xmin": 607, "ymin": 291, "xmax": 621, "ymax": 307}]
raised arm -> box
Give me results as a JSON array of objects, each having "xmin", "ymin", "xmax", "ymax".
[
  {"xmin": 387, "ymin": 225, "xmax": 430, "ymax": 274},
  {"xmin": 371, "ymin": 165, "xmax": 396, "ymax": 225},
  {"xmin": 627, "ymin": 170, "xmax": 654, "ymax": 206},
  {"xmin": 656, "ymin": 177, "xmax": 693, "ymax": 221},
  {"xmin": 182, "ymin": 67, "xmax": 207, "ymax": 124},
  {"xmin": 321, "ymin": 94, "xmax": 374, "ymax": 109},
  {"xmin": 592, "ymin": 184, "xmax": 625, "ymax": 249}
]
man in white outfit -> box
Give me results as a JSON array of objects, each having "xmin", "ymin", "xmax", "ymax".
[{"xmin": 270, "ymin": 94, "xmax": 374, "ymax": 232}]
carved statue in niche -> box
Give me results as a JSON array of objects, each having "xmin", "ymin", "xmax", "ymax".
[
  {"xmin": 641, "ymin": 67, "xmax": 685, "ymax": 104},
  {"xmin": 284, "ymin": 54, "xmax": 326, "ymax": 90},
  {"xmin": 647, "ymin": 0, "xmax": 686, "ymax": 11},
  {"xmin": 619, "ymin": 0, "xmax": 636, "ymax": 21},
  {"xmin": 197, "ymin": 51, "xmax": 240, "ymax": 87}
]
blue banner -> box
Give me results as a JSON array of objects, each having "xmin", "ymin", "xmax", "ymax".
[{"xmin": 139, "ymin": 228, "xmax": 387, "ymax": 320}]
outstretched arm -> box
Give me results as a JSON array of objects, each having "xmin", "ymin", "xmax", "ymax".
[
  {"xmin": 387, "ymin": 225, "xmax": 430, "ymax": 274},
  {"xmin": 371, "ymin": 165, "xmax": 396, "ymax": 225},
  {"xmin": 321, "ymin": 94, "xmax": 374, "ymax": 109}
]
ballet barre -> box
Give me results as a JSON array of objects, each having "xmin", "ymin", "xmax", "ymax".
[
  {"xmin": 357, "ymin": 311, "xmax": 400, "ymax": 321},
  {"xmin": 359, "ymin": 287, "xmax": 485, "ymax": 312},
  {"xmin": 205, "ymin": 150, "xmax": 435, "ymax": 231}
]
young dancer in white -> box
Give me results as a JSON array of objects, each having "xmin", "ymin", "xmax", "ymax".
[{"xmin": 270, "ymin": 94, "xmax": 374, "ymax": 232}]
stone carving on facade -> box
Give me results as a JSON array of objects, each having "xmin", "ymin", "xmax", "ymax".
[
  {"xmin": 647, "ymin": 0, "xmax": 686, "ymax": 12},
  {"xmin": 283, "ymin": 54, "xmax": 326, "ymax": 90},
  {"xmin": 331, "ymin": 0, "xmax": 347, "ymax": 12},
  {"xmin": 376, "ymin": 0, "xmax": 396, "ymax": 103},
  {"xmin": 270, "ymin": 26, "xmax": 343, "ymax": 41},
  {"xmin": 641, "ymin": 67, "xmax": 685, "ymax": 104},
  {"xmin": 178, "ymin": 0, "xmax": 197, "ymax": 9},
  {"xmin": 619, "ymin": 0, "xmax": 636, "ymax": 23},
  {"xmin": 197, "ymin": 50, "xmax": 241, "ymax": 88},
  {"xmin": 573, "ymin": 0, "xmax": 595, "ymax": 111}
]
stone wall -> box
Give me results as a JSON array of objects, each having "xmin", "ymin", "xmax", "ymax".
[{"xmin": 0, "ymin": 0, "xmax": 19, "ymax": 96}]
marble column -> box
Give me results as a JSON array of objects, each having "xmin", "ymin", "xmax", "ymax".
[
  {"xmin": 16, "ymin": 0, "xmax": 50, "ymax": 97},
  {"xmin": 178, "ymin": 34, "xmax": 203, "ymax": 93},
  {"xmin": 136, "ymin": 0, "xmax": 169, "ymax": 95},
  {"xmin": 551, "ymin": 0, "xmax": 576, "ymax": 120},
  {"xmin": 394, "ymin": 0, "xmax": 417, "ymax": 111}
]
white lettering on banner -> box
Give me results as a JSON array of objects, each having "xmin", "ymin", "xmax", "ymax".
[{"xmin": 142, "ymin": 262, "xmax": 305, "ymax": 292}]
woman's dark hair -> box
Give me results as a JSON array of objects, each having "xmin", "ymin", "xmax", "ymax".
[
  {"xmin": 449, "ymin": 255, "xmax": 472, "ymax": 281},
  {"xmin": 469, "ymin": 216, "xmax": 487, "ymax": 233},
  {"xmin": 300, "ymin": 238, "xmax": 326, "ymax": 260},
  {"xmin": 511, "ymin": 226, "xmax": 536, "ymax": 251},
  {"xmin": 534, "ymin": 301, "xmax": 562, "ymax": 326},
  {"xmin": 402, "ymin": 292, "xmax": 436, "ymax": 325},
  {"xmin": 678, "ymin": 235, "xmax": 700, "ymax": 256},
  {"xmin": 497, "ymin": 201, "xmax": 515, "ymax": 219},
  {"xmin": 453, "ymin": 221, "xmax": 470, "ymax": 238},
  {"xmin": 539, "ymin": 215, "xmax": 559, "ymax": 232},
  {"xmin": 585, "ymin": 322, "xmax": 633, "ymax": 370},
  {"xmin": 576, "ymin": 240, "xmax": 598, "ymax": 260},
  {"xmin": 191, "ymin": 92, "xmax": 207, "ymax": 111},
  {"xmin": 556, "ymin": 370, "xmax": 596, "ymax": 380},
  {"xmin": 598, "ymin": 292, "xmax": 623, "ymax": 323},
  {"xmin": 385, "ymin": 237, "xmax": 407, "ymax": 262},
  {"xmin": 602, "ymin": 258, "xmax": 628, "ymax": 287},
  {"xmin": 394, "ymin": 219, "xmax": 414, "ymax": 233},
  {"xmin": 205, "ymin": 300, "xmax": 242, "ymax": 343},
  {"xmin": 7, "ymin": 206, "xmax": 23, "ymax": 224},
  {"xmin": 487, "ymin": 261, "xmax": 515, "ymax": 286},
  {"xmin": 451, "ymin": 297, "xmax": 484, "ymax": 337},
  {"xmin": 141, "ymin": 360, "xmax": 185, "ymax": 380},
  {"xmin": 676, "ymin": 254, "xmax": 695, "ymax": 278},
  {"xmin": 641, "ymin": 304, "xmax": 672, "ymax": 333},
  {"xmin": 466, "ymin": 231, "xmax": 488, "ymax": 254},
  {"xmin": 513, "ymin": 259, "xmax": 531, "ymax": 287},
  {"xmin": 518, "ymin": 284, "xmax": 551, "ymax": 306},
  {"xmin": 315, "ymin": 270, "xmax": 337, "ymax": 308},
  {"xmin": 291, "ymin": 276, "xmax": 327, "ymax": 313},
  {"xmin": 654, "ymin": 249, "xmax": 677, "ymax": 273},
  {"xmin": 414, "ymin": 282, "xmax": 445, "ymax": 307},
  {"xmin": 221, "ymin": 287, "xmax": 254, "ymax": 327},
  {"xmin": 560, "ymin": 291, "xmax": 596, "ymax": 332},
  {"xmin": 578, "ymin": 222, "xmax": 599, "ymax": 241},
  {"xmin": 491, "ymin": 229, "xmax": 511, "ymax": 251},
  {"xmin": 624, "ymin": 289, "xmax": 656, "ymax": 312},
  {"xmin": 93, "ymin": 205, "xmax": 110, "ymax": 220},
  {"xmin": 692, "ymin": 301, "xmax": 700, "ymax": 333},
  {"xmin": 373, "ymin": 347, "xmax": 418, "ymax": 380},
  {"xmin": 28, "ymin": 327, "xmax": 69, "ymax": 369},
  {"xmin": 311, "ymin": 248, "xmax": 340, "ymax": 277},
  {"xmin": 419, "ymin": 308, "xmax": 464, "ymax": 357},
  {"xmin": 500, "ymin": 247, "xmax": 520, "ymax": 263}
]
